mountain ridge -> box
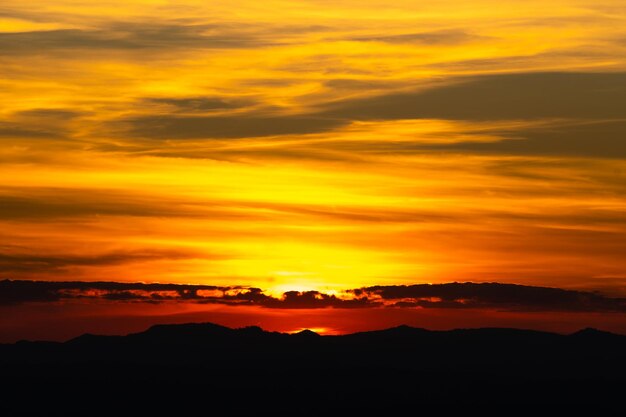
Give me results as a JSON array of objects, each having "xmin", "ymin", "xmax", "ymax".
[
  {"xmin": 2, "ymin": 322, "xmax": 624, "ymax": 411},
  {"xmin": 1, "ymin": 322, "xmax": 623, "ymax": 347}
]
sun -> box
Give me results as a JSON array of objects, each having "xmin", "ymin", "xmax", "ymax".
[{"xmin": 226, "ymin": 241, "xmax": 409, "ymax": 294}]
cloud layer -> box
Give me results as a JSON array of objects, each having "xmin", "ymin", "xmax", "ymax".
[
  {"xmin": 2, "ymin": 1, "xmax": 626, "ymax": 299},
  {"xmin": 2, "ymin": 280, "xmax": 624, "ymax": 313}
]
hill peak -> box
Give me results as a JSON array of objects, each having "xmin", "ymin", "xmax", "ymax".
[{"xmin": 293, "ymin": 329, "xmax": 320, "ymax": 337}]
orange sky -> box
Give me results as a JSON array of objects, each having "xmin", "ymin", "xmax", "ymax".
[
  {"xmin": 1, "ymin": 0, "xmax": 626, "ymax": 313},
  {"xmin": 4, "ymin": 300, "xmax": 626, "ymax": 343}
]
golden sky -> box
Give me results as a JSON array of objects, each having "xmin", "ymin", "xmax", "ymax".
[{"xmin": 1, "ymin": 0, "xmax": 626, "ymax": 296}]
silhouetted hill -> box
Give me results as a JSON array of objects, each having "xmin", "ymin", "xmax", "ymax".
[{"xmin": 1, "ymin": 324, "xmax": 625, "ymax": 414}]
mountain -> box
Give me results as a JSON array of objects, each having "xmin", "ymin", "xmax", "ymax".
[{"xmin": 1, "ymin": 324, "xmax": 625, "ymax": 414}]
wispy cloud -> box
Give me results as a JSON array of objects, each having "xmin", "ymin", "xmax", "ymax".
[
  {"xmin": 0, "ymin": 250, "xmax": 201, "ymax": 274},
  {"xmin": 349, "ymin": 29, "xmax": 487, "ymax": 45},
  {"xmin": 0, "ymin": 23, "xmax": 279, "ymax": 55},
  {"xmin": 0, "ymin": 123, "xmax": 60, "ymax": 139},
  {"xmin": 141, "ymin": 97, "xmax": 253, "ymax": 113},
  {"xmin": 122, "ymin": 114, "xmax": 347, "ymax": 139},
  {"xmin": 318, "ymin": 72, "xmax": 626, "ymax": 121}
]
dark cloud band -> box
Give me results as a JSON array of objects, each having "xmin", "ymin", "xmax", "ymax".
[
  {"xmin": 1, "ymin": 280, "xmax": 624, "ymax": 313},
  {"xmin": 124, "ymin": 114, "xmax": 347, "ymax": 139},
  {"xmin": 319, "ymin": 72, "xmax": 626, "ymax": 121},
  {"xmin": 0, "ymin": 24, "xmax": 274, "ymax": 54}
]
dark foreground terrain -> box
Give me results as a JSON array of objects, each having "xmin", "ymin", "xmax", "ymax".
[{"xmin": 1, "ymin": 323, "xmax": 625, "ymax": 414}]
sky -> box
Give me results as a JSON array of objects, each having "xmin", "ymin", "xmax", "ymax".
[{"xmin": 1, "ymin": 0, "xmax": 625, "ymax": 340}]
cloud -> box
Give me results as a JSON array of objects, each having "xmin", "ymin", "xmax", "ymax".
[
  {"xmin": 426, "ymin": 47, "xmax": 619, "ymax": 72},
  {"xmin": 14, "ymin": 108, "xmax": 85, "ymax": 120},
  {"xmin": 0, "ymin": 5, "xmax": 65, "ymax": 23},
  {"xmin": 311, "ymin": 72, "xmax": 626, "ymax": 158},
  {"xmin": 318, "ymin": 72, "xmax": 626, "ymax": 121},
  {"xmin": 354, "ymin": 283, "xmax": 626, "ymax": 313},
  {"xmin": 0, "ymin": 187, "xmax": 270, "ymax": 221},
  {"xmin": 0, "ymin": 20, "xmax": 331, "ymax": 56},
  {"xmin": 142, "ymin": 97, "xmax": 252, "ymax": 113},
  {"xmin": 2, "ymin": 187, "xmax": 431, "ymax": 222},
  {"xmin": 0, "ymin": 280, "xmax": 375, "ymax": 308},
  {"xmin": 0, "ymin": 280, "xmax": 376, "ymax": 308},
  {"xmin": 0, "ymin": 123, "xmax": 60, "ymax": 139},
  {"xmin": 256, "ymin": 290, "xmax": 374, "ymax": 309},
  {"xmin": 350, "ymin": 29, "xmax": 485, "ymax": 45},
  {"xmin": 0, "ymin": 250, "xmax": 199, "ymax": 274},
  {"xmin": 323, "ymin": 78, "xmax": 394, "ymax": 90},
  {"xmin": 0, "ymin": 187, "xmax": 447, "ymax": 224},
  {"xmin": 0, "ymin": 280, "xmax": 238, "ymax": 305},
  {"xmin": 0, "ymin": 23, "xmax": 276, "ymax": 54},
  {"xmin": 1, "ymin": 280, "xmax": 624, "ymax": 313},
  {"xmin": 365, "ymin": 119, "xmax": 626, "ymax": 159},
  {"xmin": 73, "ymin": 72, "xmax": 626, "ymax": 156},
  {"xmin": 415, "ymin": 120, "xmax": 626, "ymax": 158},
  {"xmin": 123, "ymin": 114, "xmax": 347, "ymax": 139},
  {"xmin": 0, "ymin": 188, "xmax": 192, "ymax": 220},
  {"xmin": 0, "ymin": 108, "xmax": 87, "ymax": 140}
]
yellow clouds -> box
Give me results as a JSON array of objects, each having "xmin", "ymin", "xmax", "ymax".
[
  {"xmin": 1, "ymin": 1, "xmax": 626, "ymax": 294},
  {"xmin": 2, "ymin": 142, "xmax": 625, "ymax": 291}
]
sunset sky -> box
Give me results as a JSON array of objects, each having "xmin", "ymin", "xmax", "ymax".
[{"xmin": 1, "ymin": 0, "xmax": 625, "ymax": 340}]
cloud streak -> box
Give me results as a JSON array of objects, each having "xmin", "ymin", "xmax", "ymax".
[
  {"xmin": 0, "ymin": 123, "xmax": 61, "ymax": 139},
  {"xmin": 123, "ymin": 114, "xmax": 348, "ymax": 139},
  {"xmin": 0, "ymin": 250, "xmax": 201, "ymax": 274},
  {"xmin": 318, "ymin": 72, "xmax": 626, "ymax": 121},
  {"xmin": 0, "ymin": 23, "xmax": 277, "ymax": 54},
  {"xmin": 414, "ymin": 120, "xmax": 626, "ymax": 158},
  {"xmin": 142, "ymin": 97, "xmax": 252, "ymax": 113},
  {"xmin": 350, "ymin": 29, "xmax": 486, "ymax": 45}
]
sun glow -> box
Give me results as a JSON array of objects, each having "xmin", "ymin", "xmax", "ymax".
[{"xmin": 288, "ymin": 327, "xmax": 337, "ymax": 335}]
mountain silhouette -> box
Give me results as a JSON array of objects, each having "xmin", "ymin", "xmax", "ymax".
[{"xmin": 1, "ymin": 323, "xmax": 624, "ymax": 414}]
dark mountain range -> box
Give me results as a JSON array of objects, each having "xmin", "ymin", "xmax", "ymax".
[{"xmin": 1, "ymin": 323, "xmax": 625, "ymax": 414}]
